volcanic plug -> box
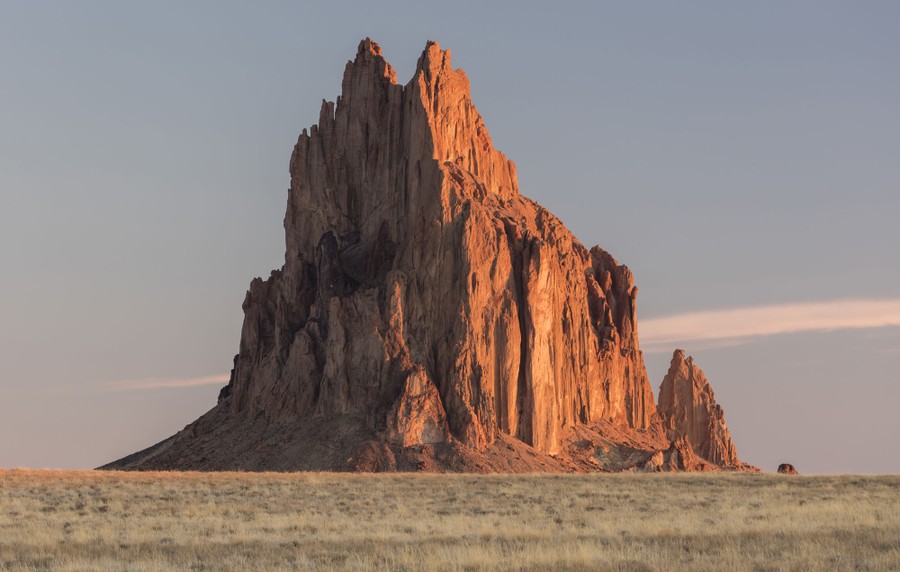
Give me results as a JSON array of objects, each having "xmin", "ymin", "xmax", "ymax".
[{"xmin": 105, "ymin": 39, "xmax": 753, "ymax": 472}]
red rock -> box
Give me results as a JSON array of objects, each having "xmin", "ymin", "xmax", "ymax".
[
  {"xmin": 657, "ymin": 350, "xmax": 754, "ymax": 470},
  {"xmin": 103, "ymin": 39, "xmax": 751, "ymax": 473},
  {"xmin": 226, "ymin": 38, "xmax": 658, "ymax": 457},
  {"xmin": 777, "ymin": 463, "xmax": 798, "ymax": 475},
  {"xmin": 654, "ymin": 436, "xmax": 715, "ymax": 472}
]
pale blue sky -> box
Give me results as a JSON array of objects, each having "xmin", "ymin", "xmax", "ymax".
[{"xmin": 2, "ymin": 1, "xmax": 898, "ymax": 472}]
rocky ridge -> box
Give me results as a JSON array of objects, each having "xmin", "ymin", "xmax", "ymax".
[{"xmin": 104, "ymin": 39, "xmax": 754, "ymax": 473}]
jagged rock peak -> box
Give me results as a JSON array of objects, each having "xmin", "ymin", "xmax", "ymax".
[
  {"xmin": 277, "ymin": 40, "xmax": 653, "ymax": 454},
  {"xmin": 348, "ymin": 37, "xmax": 398, "ymax": 84},
  {"xmin": 418, "ymin": 40, "xmax": 450, "ymax": 73},
  {"xmin": 657, "ymin": 349, "xmax": 748, "ymax": 469},
  {"xmin": 102, "ymin": 39, "xmax": 741, "ymax": 473},
  {"xmin": 359, "ymin": 37, "xmax": 383, "ymax": 57},
  {"xmin": 250, "ymin": 39, "xmax": 656, "ymax": 457}
]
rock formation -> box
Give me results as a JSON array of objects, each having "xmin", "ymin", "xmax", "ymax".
[
  {"xmin": 657, "ymin": 350, "xmax": 753, "ymax": 470},
  {"xmin": 777, "ymin": 463, "xmax": 798, "ymax": 475},
  {"xmin": 103, "ymin": 39, "xmax": 753, "ymax": 473}
]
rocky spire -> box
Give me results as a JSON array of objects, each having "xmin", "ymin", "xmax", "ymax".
[
  {"xmin": 103, "ymin": 40, "xmax": 751, "ymax": 473},
  {"xmin": 657, "ymin": 350, "xmax": 744, "ymax": 468},
  {"xmin": 232, "ymin": 37, "xmax": 662, "ymax": 455}
]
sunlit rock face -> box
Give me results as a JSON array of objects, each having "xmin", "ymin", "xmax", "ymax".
[
  {"xmin": 227, "ymin": 38, "xmax": 655, "ymax": 452},
  {"xmin": 657, "ymin": 350, "xmax": 753, "ymax": 470},
  {"xmin": 104, "ymin": 40, "xmax": 752, "ymax": 473}
]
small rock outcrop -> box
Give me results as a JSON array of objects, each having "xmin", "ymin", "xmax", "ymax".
[
  {"xmin": 777, "ymin": 463, "xmax": 798, "ymax": 475},
  {"xmin": 103, "ymin": 39, "xmax": 754, "ymax": 473},
  {"xmin": 657, "ymin": 350, "xmax": 753, "ymax": 470}
]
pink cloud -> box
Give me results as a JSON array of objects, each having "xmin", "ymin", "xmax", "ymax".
[
  {"xmin": 100, "ymin": 374, "xmax": 230, "ymax": 391},
  {"xmin": 640, "ymin": 298, "xmax": 900, "ymax": 353}
]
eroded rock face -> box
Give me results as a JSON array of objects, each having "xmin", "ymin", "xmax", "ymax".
[
  {"xmin": 386, "ymin": 368, "xmax": 449, "ymax": 447},
  {"xmin": 224, "ymin": 38, "xmax": 657, "ymax": 454},
  {"xmin": 639, "ymin": 436, "xmax": 717, "ymax": 472},
  {"xmin": 104, "ymin": 39, "xmax": 751, "ymax": 473},
  {"xmin": 657, "ymin": 350, "xmax": 750, "ymax": 469}
]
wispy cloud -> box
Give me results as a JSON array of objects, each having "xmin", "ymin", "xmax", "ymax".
[
  {"xmin": 99, "ymin": 374, "xmax": 229, "ymax": 391},
  {"xmin": 42, "ymin": 374, "xmax": 230, "ymax": 396},
  {"xmin": 640, "ymin": 298, "xmax": 900, "ymax": 353}
]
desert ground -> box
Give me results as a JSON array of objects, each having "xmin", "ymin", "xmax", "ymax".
[{"xmin": 0, "ymin": 470, "xmax": 897, "ymax": 571}]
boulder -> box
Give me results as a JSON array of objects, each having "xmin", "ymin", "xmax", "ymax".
[{"xmin": 777, "ymin": 463, "xmax": 798, "ymax": 475}]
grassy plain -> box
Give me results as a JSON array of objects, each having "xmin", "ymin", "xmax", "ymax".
[{"xmin": 0, "ymin": 469, "xmax": 897, "ymax": 571}]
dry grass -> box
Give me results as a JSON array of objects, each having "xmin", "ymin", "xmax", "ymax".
[{"xmin": 0, "ymin": 470, "xmax": 897, "ymax": 571}]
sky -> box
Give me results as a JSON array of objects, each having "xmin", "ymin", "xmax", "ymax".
[{"xmin": 1, "ymin": 1, "xmax": 898, "ymax": 473}]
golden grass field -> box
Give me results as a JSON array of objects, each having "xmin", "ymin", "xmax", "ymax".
[{"xmin": 0, "ymin": 470, "xmax": 897, "ymax": 571}]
